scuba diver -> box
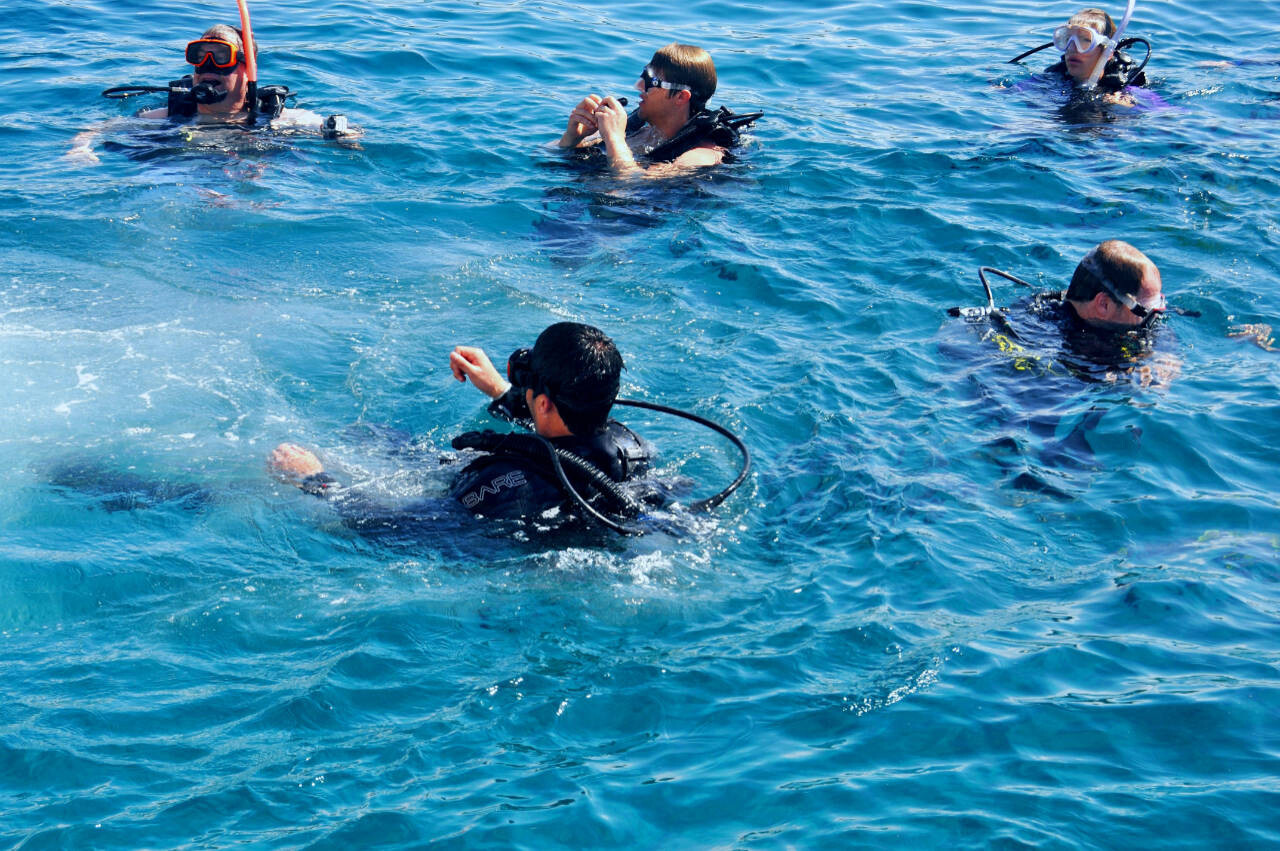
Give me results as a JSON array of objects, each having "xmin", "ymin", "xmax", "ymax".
[
  {"xmin": 942, "ymin": 241, "xmax": 1187, "ymax": 498},
  {"xmin": 948, "ymin": 240, "xmax": 1192, "ymax": 386},
  {"xmin": 132, "ymin": 25, "xmax": 322, "ymax": 127},
  {"xmin": 1007, "ymin": 5, "xmax": 1166, "ymax": 115},
  {"xmin": 555, "ymin": 43, "xmax": 762, "ymax": 174},
  {"xmin": 68, "ymin": 19, "xmax": 356, "ymax": 164},
  {"xmin": 270, "ymin": 322, "xmax": 750, "ymax": 536}
]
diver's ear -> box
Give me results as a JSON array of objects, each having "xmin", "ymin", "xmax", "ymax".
[
  {"xmin": 1092, "ymin": 291, "xmax": 1113, "ymax": 317},
  {"xmin": 532, "ymin": 393, "xmax": 555, "ymax": 418}
]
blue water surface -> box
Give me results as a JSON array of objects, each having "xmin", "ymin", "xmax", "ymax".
[{"xmin": 3, "ymin": 0, "xmax": 1279, "ymax": 845}]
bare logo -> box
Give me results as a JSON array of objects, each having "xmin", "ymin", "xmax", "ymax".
[{"xmin": 461, "ymin": 470, "xmax": 528, "ymax": 508}]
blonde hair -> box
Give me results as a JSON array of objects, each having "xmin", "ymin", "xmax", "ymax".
[{"xmin": 1067, "ymin": 8, "xmax": 1116, "ymax": 37}]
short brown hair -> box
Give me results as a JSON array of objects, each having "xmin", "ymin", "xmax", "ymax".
[
  {"xmin": 1066, "ymin": 240, "xmax": 1156, "ymax": 302},
  {"xmin": 649, "ymin": 43, "xmax": 717, "ymax": 113}
]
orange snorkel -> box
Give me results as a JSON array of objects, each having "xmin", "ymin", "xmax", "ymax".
[{"xmin": 236, "ymin": 0, "xmax": 259, "ymax": 124}]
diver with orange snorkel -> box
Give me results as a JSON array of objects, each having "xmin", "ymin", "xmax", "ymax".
[
  {"xmin": 68, "ymin": 1, "xmax": 356, "ymax": 164},
  {"xmin": 132, "ymin": 24, "xmax": 304, "ymax": 125}
]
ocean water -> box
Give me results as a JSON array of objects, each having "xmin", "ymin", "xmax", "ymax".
[{"xmin": 3, "ymin": 0, "xmax": 1280, "ymax": 845}]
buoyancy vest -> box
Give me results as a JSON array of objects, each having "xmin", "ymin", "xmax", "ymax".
[
  {"xmin": 165, "ymin": 75, "xmax": 292, "ymax": 120},
  {"xmin": 627, "ymin": 106, "xmax": 763, "ymax": 163}
]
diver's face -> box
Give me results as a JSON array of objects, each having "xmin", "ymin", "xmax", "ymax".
[
  {"xmin": 1104, "ymin": 270, "xmax": 1165, "ymax": 327},
  {"xmin": 1060, "ymin": 26, "xmax": 1107, "ymax": 82},
  {"xmin": 193, "ymin": 60, "xmax": 249, "ymax": 115},
  {"xmin": 634, "ymin": 64, "xmax": 686, "ymax": 123}
]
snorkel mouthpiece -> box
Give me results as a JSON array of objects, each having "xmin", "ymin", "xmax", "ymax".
[
  {"xmin": 191, "ymin": 81, "xmax": 229, "ymax": 104},
  {"xmin": 191, "ymin": 80, "xmax": 230, "ymax": 104}
]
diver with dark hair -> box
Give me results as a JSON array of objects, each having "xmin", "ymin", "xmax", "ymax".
[
  {"xmin": 270, "ymin": 323, "xmax": 749, "ymax": 535},
  {"xmin": 69, "ymin": 20, "xmax": 357, "ymax": 164},
  {"xmin": 1059, "ymin": 240, "xmax": 1166, "ymax": 331},
  {"xmin": 555, "ymin": 43, "xmax": 761, "ymax": 174},
  {"xmin": 443, "ymin": 322, "xmax": 656, "ymax": 521}
]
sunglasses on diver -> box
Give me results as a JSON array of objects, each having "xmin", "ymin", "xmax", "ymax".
[
  {"xmin": 1082, "ymin": 254, "xmax": 1166, "ymax": 324},
  {"xmin": 1053, "ymin": 25, "xmax": 1115, "ymax": 55},
  {"xmin": 640, "ymin": 65, "xmax": 691, "ymax": 93},
  {"xmin": 185, "ymin": 38, "xmax": 242, "ymax": 70}
]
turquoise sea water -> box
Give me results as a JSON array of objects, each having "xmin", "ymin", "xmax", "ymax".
[{"xmin": 4, "ymin": 0, "xmax": 1280, "ymax": 845}]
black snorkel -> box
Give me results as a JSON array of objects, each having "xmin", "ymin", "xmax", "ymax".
[{"xmin": 190, "ymin": 74, "xmax": 230, "ymax": 104}]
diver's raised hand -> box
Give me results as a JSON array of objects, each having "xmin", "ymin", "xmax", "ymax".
[{"xmin": 450, "ymin": 346, "xmax": 511, "ymax": 399}]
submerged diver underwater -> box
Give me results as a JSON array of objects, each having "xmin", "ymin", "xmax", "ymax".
[{"xmin": 940, "ymin": 241, "xmax": 1196, "ymax": 498}]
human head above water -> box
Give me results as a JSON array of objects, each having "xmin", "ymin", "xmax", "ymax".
[
  {"xmin": 1066, "ymin": 240, "xmax": 1164, "ymax": 329},
  {"xmin": 183, "ymin": 25, "xmax": 256, "ymax": 114},
  {"xmin": 1059, "ymin": 8, "xmax": 1116, "ymax": 82},
  {"xmin": 648, "ymin": 43, "xmax": 717, "ymax": 114},
  {"xmin": 529, "ymin": 322, "xmax": 624, "ymax": 435}
]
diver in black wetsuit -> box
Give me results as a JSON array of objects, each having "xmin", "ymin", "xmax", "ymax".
[
  {"xmin": 270, "ymin": 322, "xmax": 656, "ymax": 526},
  {"xmin": 1029, "ymin": 241, "xmax": 1176, "ymax": 382},
  {"xmin": 951, "ymin": 240, "xmax": 1182, "ymax": 387},
  {"xmin": 1008, "ymin": 6, "xmax": 1153, "ymax": 118},
  {"xmin": 555, "ymin": 42, "xmax": 760, "ymax": 174},
  {"xmin": 1044, "ymin": 9, "xmax": 1148, "ymax": 95}
]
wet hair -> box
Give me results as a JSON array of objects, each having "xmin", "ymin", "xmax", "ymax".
[
  {"xmin": 649, "ymin": 43, "xmax": 717, "ymax": 114},
  {"xmin": 1067, "ymin": 8, "xmax": 1117, "ymax": 38},
  {"xmin": 200, "ymin": 24, "xmax": 259, "ymax": 60},
  {"xmin": 530, "ymin": 322, "xmax": 623, "ymax": 436},
  {"xmin": 1066, "ymin": 240, "xmax": 1155, "ymax": 303}
]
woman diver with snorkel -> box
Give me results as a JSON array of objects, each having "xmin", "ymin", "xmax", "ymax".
[{"xmin": 1008, "ymin": 2, "xmax": 1166, "ymax": 113}]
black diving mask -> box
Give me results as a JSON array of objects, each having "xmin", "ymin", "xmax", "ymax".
[{"xmin": 506, "ymin": 347, "xmax": 539, "ymax": 393}]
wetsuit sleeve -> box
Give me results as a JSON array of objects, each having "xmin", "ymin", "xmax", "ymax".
[
  {"xmin": 301, "ymin": 472, "xmax": 338, "ymax": 494},
  {"xmin": 487, "ymin": 386, "xmax": 533, "ymax": 425},
  {"xmin": 295, "ymin": 471, "xmax": 467, "ymax": 533}
]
